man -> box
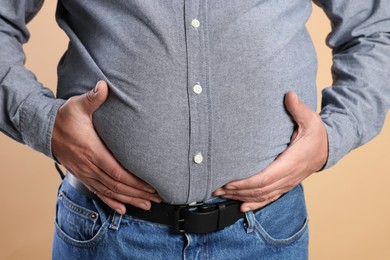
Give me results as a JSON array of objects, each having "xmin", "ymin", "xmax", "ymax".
[{"xmin": 0, "ymin": 0, "xmax": 389, "ymax": 259}]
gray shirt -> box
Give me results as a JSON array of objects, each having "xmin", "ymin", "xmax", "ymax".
[{"xmin": 0, "ymin": 0, "xmax": 389, "ymax": 204}]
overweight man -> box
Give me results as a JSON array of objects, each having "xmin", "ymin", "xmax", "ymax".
[{"xmin": 0, "ymin": 0, "xmax": 389, "ymax": 259}]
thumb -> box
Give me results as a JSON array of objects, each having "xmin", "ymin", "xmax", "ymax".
[
  {"xmin": 81, "ymin": 80, "xmax": 109, "ymax": 114},
  {"xmin": 284, "ymin": 91, "xmax": 313, "ymax": 126}
]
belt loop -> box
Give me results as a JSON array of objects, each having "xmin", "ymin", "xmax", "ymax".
[
  {"xmin": 109, "ymin": 211, "xmax": 123, "ymax": 230},
  {"xmin": 173, "ymin": 206, "xmax": 185, "ymax": 233},
  {"xmin": 217, "ymin": 203, "xmax": 226, "ymax": 230},
  {"xmin": 244, "ymin": 211, "xmax": 255, "ymax": 234}
]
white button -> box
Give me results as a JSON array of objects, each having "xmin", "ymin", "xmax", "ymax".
[
  {"xmin": 193, "ymin": 84, "xmax": 203, "ymax": 94},
  {"xmin": 193, "ymin": 153, "xmax": 203, "ymax": 164},
  {"xmin": 191, "ymin": 19, "xmax": 200, "ymax": 28}
]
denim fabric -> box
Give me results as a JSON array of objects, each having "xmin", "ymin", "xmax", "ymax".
[
  {"xmin": 1, "ymin": 1, "xmax": 390, "ymax": 204},
  {"xmin": 53, "ymin": 176, "xmax": 308, "ymax": 259}
]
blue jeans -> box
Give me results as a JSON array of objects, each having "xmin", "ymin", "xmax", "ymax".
[{"xmin": 52, "ymin": 176, "xmax": 308, "ymax": 259}]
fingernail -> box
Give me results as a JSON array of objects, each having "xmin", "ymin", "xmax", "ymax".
[
  {"xmin": 144, "ymin": 186, "xmax": 156, "ymax": 193},
  {"xmin": 138, "ymin": 203, "xmax": 149, "ymax": 210},
  {"xmin": 94, "ymin": 81, "xmax": 102, "ymax": 93},
  {"xmin": 293, "ymin": 92, "xmax": 299, "ymax": 104},
  {"xmin": 243, "ymin": 207, "xmax": 251, "ymax": 212},
  {"xmin": 151, "ymin": 197, "xmax": 162, "ymax": 203},
  {"xmin": 213, "ymin": 190, "xmax": 226, "ymax": 196},
  {"xmin": 115, "ymin": 208, "xmax": 124, "ymax": 215},
  {"xmin": 225, "ymin": 185, "xmax": 237, "ymax": 190}
]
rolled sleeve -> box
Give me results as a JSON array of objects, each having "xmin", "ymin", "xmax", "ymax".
[
  {"xmin": 0, "ymin": 0, "xmax": 65, "ymax": 158},
  {"xmin": 314, "ymin": 0, "xmax": 390, "ymax": 168}
]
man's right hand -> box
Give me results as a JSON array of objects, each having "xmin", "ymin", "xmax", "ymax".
[{"xmin": 52, "ymin": 80, "xmax": 161, "ymax": 214}]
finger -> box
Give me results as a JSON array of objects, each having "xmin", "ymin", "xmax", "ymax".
[
  {"xmin": 240, "ymin": 193, "xmax": 284, "ymax": 212},
  {"xmin": 285, "ymin": 91, "xmax": 315, "ymax": 127},
  {"xmin": 80, "ymin": 80, "xmax": 109, "ymax": 115},
  {"xmin": 96, "ymin": 189, "xmax": 153, "ymax": 213},
  {"xmin": 98, "ymin": 178, "xmax": 161, "ymax": 203},
  {"xmin": 85, "ymin": 165, "xmax": 162, "ymax": 203},
  {"xmin": 88, "ymin": 157, "xmax": 158, "ymax": 196},
  {"xmin": 107, "ymin": 192, "xmax": 157, "ymax": 210},
  {"xmin": 216, "ymin": 174, "xmax": 292, "ymax": 200},
  {"xmin": 92, "ymin": 189, "xmax": 127, "ymax": 214},
  {"xmin": 86, "ymin": 177, "xmax": 158, "ymax": 213},
  {"xmin": 70, "ymin": 156, "xmax": 162, "ymax": 206},
  {"xmin": 219, "ymin": 154, "xmax": 295, "ymax": 191},
  {"xmin": 219, "ymin": 174, "xmax": 293, "ymax": 202},
  {"xmin": 95, "ymin": 192, "xmax": 130, "ymax": 214},
  {"xmin": 88, "ymin": 136, "xmax": 157, "ymax": 194}
]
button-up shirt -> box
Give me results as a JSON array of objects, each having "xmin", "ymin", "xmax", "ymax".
[{"xmin": 0, "ymin": 0, "xmax": 389, "ymax": 204}]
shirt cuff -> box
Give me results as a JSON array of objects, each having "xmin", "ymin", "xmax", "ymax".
[
  {"xmin": 320, "ymin": 111, "xmax": 359, "ymax": 170},
  {"xmin": 19, "ymin": 93, "xmax": 66, "ymax": 160}
]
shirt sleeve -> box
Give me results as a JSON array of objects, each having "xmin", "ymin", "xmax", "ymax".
[
  {"xmin": 313, "ymin": 0, "xmax": 390, "ymax": 168},
  {"xmin": 0, "ymin": 0, "xmax": 66, "ymax": 159}
]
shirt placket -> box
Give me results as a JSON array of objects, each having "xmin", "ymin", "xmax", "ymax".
[{"xmin": 184, "ymin": 0, "xmax": 211, "ymax": 203}]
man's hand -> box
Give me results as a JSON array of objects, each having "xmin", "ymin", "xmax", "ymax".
[
  {"xmin": 213, "ymin": 91, "xmax": 328, "ymax": 212},
  {"xmin": 52, "ymin": 80, "xmax": 162, "ymax": 214}
]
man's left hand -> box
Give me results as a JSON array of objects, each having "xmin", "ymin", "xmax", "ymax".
[{"xmin": 213, "ymin": 91, "xmax": 328, "ymax": 212}]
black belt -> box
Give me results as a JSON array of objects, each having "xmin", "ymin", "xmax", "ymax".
[{"xmin": 66, "ymin": 172, "xmax": 253, "ymax": 234}]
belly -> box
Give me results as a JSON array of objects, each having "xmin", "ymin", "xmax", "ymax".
[{"xmin": 57, "ymin": 0, "xmax": 317, "ymax": 204}]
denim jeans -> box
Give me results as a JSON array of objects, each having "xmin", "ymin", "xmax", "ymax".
[{"xmin": 52, "ymin": 175, "xmax": 308, "ymax": 259}]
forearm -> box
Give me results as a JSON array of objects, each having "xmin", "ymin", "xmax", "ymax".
[
  {"xmin": 314, "ymin": 0, "xmax": 390, "ymax": 168},
  {"xmin": 0, "ymin": 0, "xmax": 65, "ymax": 158}
]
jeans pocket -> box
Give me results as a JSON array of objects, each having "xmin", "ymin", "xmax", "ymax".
[
  {"xmin": 55, "ymin": 184, "xmax": 108, "ymax": 247},
  {"xmin": 248, "ymin": 184, "xmax": 308, "ymax": 247}
]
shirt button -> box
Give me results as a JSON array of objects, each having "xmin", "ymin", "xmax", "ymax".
[
  {"xmin": 191, "ymin": 19, "xmax": 200, "ymax": 28},
  {"xmin": 193, "ymin": 153, "xmax": 203, "ymax": 164},
  {"xmin": 193, "ymin": 84, "xmax": 203, "ymax": 94}
]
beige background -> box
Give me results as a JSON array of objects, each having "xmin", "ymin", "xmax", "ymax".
[{"xmin": 0, "ymin": 2, "xmax": 389, "ymax": 259}]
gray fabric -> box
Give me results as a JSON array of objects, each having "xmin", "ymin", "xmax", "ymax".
[{"xmin": 0, "ymin": 0, "xmax": 389, "ymax": 204}]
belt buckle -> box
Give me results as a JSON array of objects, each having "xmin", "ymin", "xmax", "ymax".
[
  {"xmin": 173, "ymin": 201, "xmax": 229, "ymax": 233},
  {"xmin": 173, "ymin": 202, "xmax": 205, "ymax": 233},
  {"xmin": 172, "ymin": 200, "xmax": 244, "ymax": 234}
]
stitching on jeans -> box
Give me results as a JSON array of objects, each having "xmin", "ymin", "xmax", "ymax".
[
  {"xmin": 55, "ymin": 221, "xmax": 108, "ymax": 248},
  {"xmin": 254, "ymin": 216, "xmax": 309, "ymax": 247}
]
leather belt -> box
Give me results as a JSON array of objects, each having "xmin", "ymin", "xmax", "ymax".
[{"xmin": 66, "ymin": 172, "xmax": 253, "ymax": 234}]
